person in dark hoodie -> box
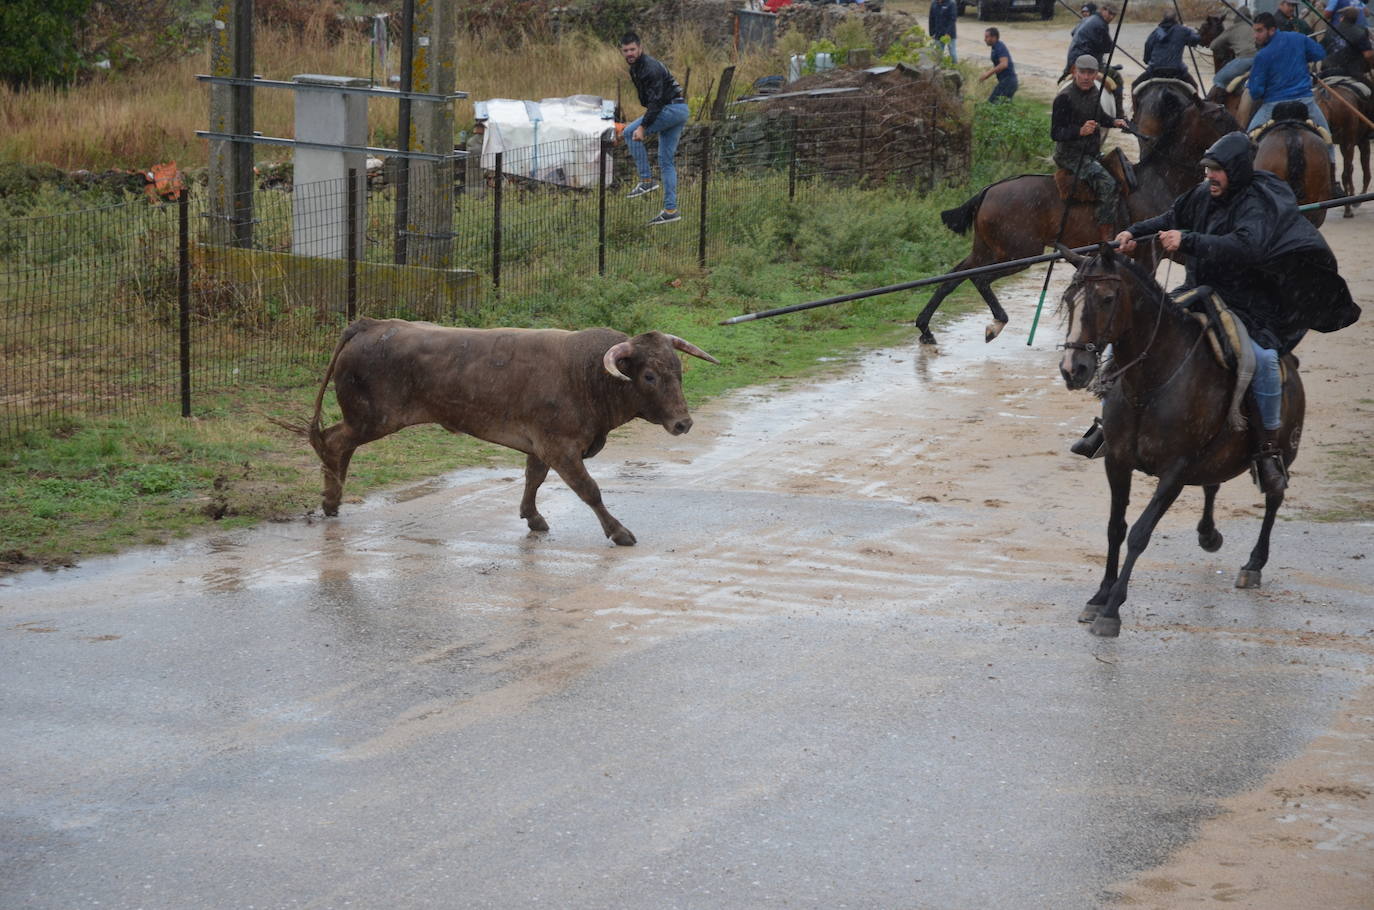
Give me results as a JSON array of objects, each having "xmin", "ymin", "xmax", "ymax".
[
  {"xmin": 1134, "ymin": 10, "xmax": 1201, "ymax": 87},
  {"xmin": 1078, "ymin": 132, "xmax": 1360, "ymax": 491},
  {"xmin": 620, "ymin": 31, "xmax": 690, "ymax": 226}
]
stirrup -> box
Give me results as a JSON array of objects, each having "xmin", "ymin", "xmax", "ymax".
[
  {"xmin": 1070, "ymin": 418, "xmax": 1105, "ymax": 459},
  {"xmin": 1249, "ymin": 448, "xmax": 1288, "ymax": 494}
]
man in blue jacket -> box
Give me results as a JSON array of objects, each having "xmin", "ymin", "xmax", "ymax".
[
  {"xmin": 929, "ymin": 0, "xmax": 959, "ymax": 63},
  {"xmin": 620, "ymin": 31, "xmax": 691, "ymax": 226},
  {"xmin": 1245, "ymin": 12, "xmax": 1334, "ymax": 169},
  {"xmin": 1135, "ymin": 10, "xmax": 1201, "ymax": 87}
]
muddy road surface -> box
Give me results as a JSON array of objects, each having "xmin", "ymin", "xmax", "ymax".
[{"xmin": 4, "ymin": 64, "xmax": 1374, "ymax": 910}]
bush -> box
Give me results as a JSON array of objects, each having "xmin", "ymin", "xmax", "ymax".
[
  {"xmin": 0, "ymin": 0, "xmax": 92, "ymax": 88},
  {"xmin": 970, "ymin": 97, "xmax": 1050, "ymax": 184}
]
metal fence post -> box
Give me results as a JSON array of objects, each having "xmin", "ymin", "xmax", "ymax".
[
  {"xmin": 347, "ymin": 168, "xmax": 358, "ymax": 321},
  {"xmin": 598, "ymin": 138, "xmax": 608, "ymax": 277},
  {"xmin": 492, "ymin": 151, "xmax": 503, "ymax": 292},
  {"xmin": 788, "ymin": 114, "xmax": 798, "ymax": 201},
  {"xmin": 698, "ymin": 127, "xmax": 710, "ymax": 269},
  {"xmin": 178, "ymin": 186, "xmax": 191, "ymax": 418}
]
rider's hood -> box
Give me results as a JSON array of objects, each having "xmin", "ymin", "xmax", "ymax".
[{"xmin": 1199, "ymin": 131, "xmax": 1256, "ymax": 192}]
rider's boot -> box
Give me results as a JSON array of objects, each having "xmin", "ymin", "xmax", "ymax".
[
  {"xmin": 1070, "ymin": 417, "xmax": 1105, "ymax": 459},
  {"xmin": 1251, "ymin": 427, "xmax": 1288, "ymax": 495}
]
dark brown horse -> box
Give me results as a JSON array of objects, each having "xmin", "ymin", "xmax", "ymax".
[
  {"xmin": 1056, "ymin": 245, "xmax": 1304, "ymax": 637},
  {"xmin": 918, "ymin": 86, "xmax": 1236, "ymax": 345},
  {"xmin": 1198, "ymin": 13, "xmax": 1232, "ymax": 67},
  {"xmin": 1314, "ymin": 79, "xmax": 1373, "ymax": 217},
  {"xmin": 1252, "ymin": 104, "xmax": 1331, "ymax": 227}
]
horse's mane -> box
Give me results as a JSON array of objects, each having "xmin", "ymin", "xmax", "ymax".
[{"xmin": 1057, "ymin": 249, "xmax": 1170, "ymax": 320}]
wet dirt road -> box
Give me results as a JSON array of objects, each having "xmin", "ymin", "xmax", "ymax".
[{"xmin": 4, "ymin": 212, "xmax": 1372, "ymax": 908}]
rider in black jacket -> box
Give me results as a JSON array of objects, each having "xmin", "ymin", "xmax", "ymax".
[{"xmin": 1107, "ymin": 132, "xmax": 1359, "ymax": 491}]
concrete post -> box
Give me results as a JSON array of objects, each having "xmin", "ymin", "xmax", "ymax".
[
  {"xmin": 207, "ymin": 0, "xmax": 253, "ymax": 247},
  {"xmin": 292, "ymin": 75, "xmax": 369, "ymax": 259},
  {"xmin": 405, "ymin": 0, "xmax": 458, "ymax": 268}
]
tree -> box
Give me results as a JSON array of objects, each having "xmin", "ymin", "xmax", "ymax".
[{"xmin": 0, "ymin": 0, "xmax": 94, "ymax": 88}]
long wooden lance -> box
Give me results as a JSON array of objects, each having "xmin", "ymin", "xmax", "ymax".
[
  {"xmin": 718, "ymin": 190, "xmax": 1374, "ymax": 325},
  {"xmin": 1057, "ymin": 0, "xmax": 1148, "ymax": 69},
  {"xmin": 1027, "ymin": 0, "xmax": 1133, "ymax": 346}
]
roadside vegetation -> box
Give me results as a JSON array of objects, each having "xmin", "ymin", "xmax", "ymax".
[{"xmin": 1, "ymin": 6, "xmax": 1055, "ymax": 573}]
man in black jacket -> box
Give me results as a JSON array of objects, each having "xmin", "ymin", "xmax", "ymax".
[
  {"xmin": 1104, "ymin": 132, "xmax": 1359, "ymax": 491},
  {"xmin": 620, "ymin": 32, "xmax": 691, "ymax": 226},
  {"xmin": 1063, "ymin": 3, "xmax": 1123, "ymax": 114}
]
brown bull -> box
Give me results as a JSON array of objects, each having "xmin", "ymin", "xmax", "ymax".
[{"xmin": 297, "ymin": 318, "xmax": 719, "ymax": 546}]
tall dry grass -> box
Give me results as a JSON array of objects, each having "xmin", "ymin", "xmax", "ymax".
[{"xmin": 0, "ymin": 25, "xmax": 776, "ymax": 173}]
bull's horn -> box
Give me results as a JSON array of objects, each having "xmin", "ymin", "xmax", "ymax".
[
  {"xmin": 1056, "ymin": 242, "xmax": 1086, "ymax": 268},
  {"xmin": 603, "ymin": 340, "xmax": 634, "ymax": 381},
  {"xmin": 665, "ymin": 334, "xmax": 720, "ymax": 365}
]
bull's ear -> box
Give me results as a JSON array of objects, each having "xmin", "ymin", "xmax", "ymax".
[
  {"xmin": 603, "ymin": 340, "xmax": 634, "ymax": 381},
  {"xmin": 1056, "ymin": 242, "xmax": 1086, "ymax": 269}
]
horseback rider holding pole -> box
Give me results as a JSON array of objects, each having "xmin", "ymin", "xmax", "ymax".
[
  {"xmin": 1053, "ymin": 56, "xmax": 1130, "ymax": 245},
  {"xmin": 1075, "ymin": 131, "xmax": 1359, "ymax": 491}
]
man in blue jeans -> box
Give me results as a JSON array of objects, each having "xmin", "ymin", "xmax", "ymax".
[
  {"xmin": 620, "ymin": 32, "xmax": 690, "ymax": 226},
  {"xmin": 1244, "ymin": 12, "xmax": 1336, "ymax": 178}
]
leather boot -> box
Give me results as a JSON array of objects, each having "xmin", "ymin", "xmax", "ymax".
[
  {"xmin": 1071, "ymin": 418, "xmax": 1105, "ymax": 458},
  {"xmin": 1252, "ymin": 428, "xmax": 1288, "ymax": 495}
]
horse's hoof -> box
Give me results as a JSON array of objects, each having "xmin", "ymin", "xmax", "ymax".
[
  {"xmin": 918, "ymin": 330, "xmax": 937, "ymax": 345},
  {"xmin": 984, "ymin": 320, "xmax": 1007, "ymax": 343},
  {"xmin": 1198, "ymin": 529, "xmax": 1223, "ymax": 552},
  {"xmin": 1078, "ymin": 604, "xmax": 1101, "ymax": 623},
  {"xmin": 610, "ymin": 527, "xmax": 637, "ymax": 547},
  {"xmin": 1344, "ymin": 208, "xmax": 1354, "ymax": 219},
  {"xmin": 1089, "ymin": 615, "xmax": 1122, "ymax": 637},
  {"xmin": 1235, "ymin": 568, "xmax": 1262, "ymax": 588},
  {"xmin": 525, "ymin": 514, "xmax": 549, "ymax": 532}
]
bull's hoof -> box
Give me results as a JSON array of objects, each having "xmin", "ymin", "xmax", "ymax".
[
  {"xmin": 1089, "ymin": 615, "xmax": 1122, "ymax": 637},
  {"xmin": 323, "ymin": 501, "xmax": 340, "ymax": 517},
  {"xmin": 1235, "ymin": 568, "xmax": 1262, "ymax": 589},
  {"xmin": 1078, "ymin": 604, "xmax": 1101, "ymax": 623},
  {"xmin": 1198, "ymin": 529, "xmax": 1223, "ymax": 553},
  {"xmin": 984, "ymin": 320, "xmax": 1007, "ymax": 343},
  {"xmin": 525, "ymin": 514, "xmax": 549, "ymax": 533},
  {"xmin": 918, "ymin": 329, "xmax": 937, "ymax": 345},
  {"xmin": 610, "ymin": 527, "xmax": 637, "ymax": 547}
]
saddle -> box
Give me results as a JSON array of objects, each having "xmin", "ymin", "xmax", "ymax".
[
  {"xmin": 1321, "ymin": 74, "xmax": 1372, "ymax": 99},
  {"xmin": 1172, "ymin": 286, "xmax": 1260, "ymax": 431},
  {"xmin": 1249, "ymin": 101, "xmax": 1334, "ymax": 144},
  {"xmin": 1053, "ymin": 147, "xmax": 1137, "ymax": 203}
]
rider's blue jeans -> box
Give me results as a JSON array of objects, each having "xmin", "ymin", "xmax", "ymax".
[
  {"xmin": 1250, "ymin": 340, "xmax": 1282, "ymax": 430},
  {"xmin": 626, "ymin": 101, "xmax": 690, "ymax": 212}
]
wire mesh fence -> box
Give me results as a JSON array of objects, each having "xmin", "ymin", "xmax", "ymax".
[{"xmin": 1, "ymin": 105, "xmax": 970, "ymax": 440}]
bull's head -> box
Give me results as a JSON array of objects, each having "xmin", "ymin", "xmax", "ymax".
[{"xmin": 603, "ymin": 332, "xmax": 719, "ymax": 435}]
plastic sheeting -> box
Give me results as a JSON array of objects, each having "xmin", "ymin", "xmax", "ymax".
[{"xmin": 477, "ymin": 95, "xmax": 616, "ymax": 187}]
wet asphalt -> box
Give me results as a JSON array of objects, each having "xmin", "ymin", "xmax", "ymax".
[{"xmin": 3, "ymin": 302, "xmax": 1372, "ymax": 909}]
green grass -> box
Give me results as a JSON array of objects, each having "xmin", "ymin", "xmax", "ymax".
[{"xmin": 0, "ymin": 101, "xmax": 1052, "ymax": 572}]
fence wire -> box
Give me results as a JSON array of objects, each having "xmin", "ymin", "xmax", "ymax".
[{"xmin": 1, "ymin": 108, "xmax": 969, "ymax": 440}]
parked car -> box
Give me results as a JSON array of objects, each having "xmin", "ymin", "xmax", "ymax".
[{"xmin": 958, "ymin": 0, "xmax": 1054, "ymax": 20}]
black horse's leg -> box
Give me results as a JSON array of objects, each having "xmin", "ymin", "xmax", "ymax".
[
  {"xmin": 1082, "ymin": 455, "xmax": 1132, "ymax": 624},
  {"xmin": 915, "ymin": 274, "xmax": 965, "ymax": 345},
  {"xmin": 1196, "ymin": 483, "xmax": 1224, "ymax": 552},
  {"xmin": 1236, "ymin": 489, "xmax": 1284, "ymax": 588},
  {"xmin": 971, "ymin": 275, "xmax": 1012, "ymax": 343},
  {"xmin": 1092, "ymin": 463, "xmax": 1189, "ymax": 638}
]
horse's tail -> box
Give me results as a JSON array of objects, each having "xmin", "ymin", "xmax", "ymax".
[
  {"xmin": 1284, "ymin": 127, "xmax": 1307, "ymax": 202},
  {"xmin": 941, "ymin": 187, "xmax": 989, "ymax": 235}
]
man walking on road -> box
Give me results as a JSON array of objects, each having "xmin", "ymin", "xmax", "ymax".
[
  {"xmin": 620, "ymin": 31, "xmax": 690, "ymax": 226},
  {"xmin": 980, "ymin": 28, "xmax": 1018, "ymax": 101},
  {"xmin": 929, "ymin": 0, "xmax": 959, "ymax": 63}
]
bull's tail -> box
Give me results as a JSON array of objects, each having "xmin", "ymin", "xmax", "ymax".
[
  {"xmin": 940, "ymin": 187, "xmax": 989, "ymax": 235},
  {"xmin": 268, "ymin": 320, "xmax": 369, "ymax": 457}
]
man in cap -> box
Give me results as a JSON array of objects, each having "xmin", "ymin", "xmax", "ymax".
[
  {"xmin": 1052, "ymin": 55, "xmax": 1130, "ymax": 242},
  {"xmin": 1095, "ymin": 132, "xmax": 1360, "ymax": 488},
  {"xmin": 1136, "ymin": 9, "xmax": 1202, "ymax": 87},
  {"xmin": 1275, "ymin": 0, "xmax": 1313, "ymax": 34}
]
